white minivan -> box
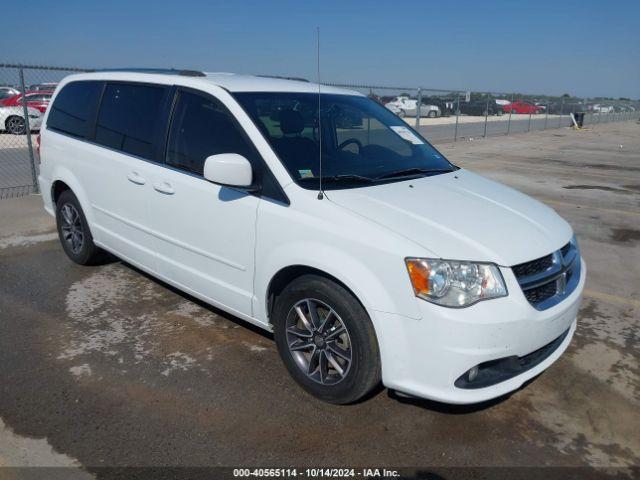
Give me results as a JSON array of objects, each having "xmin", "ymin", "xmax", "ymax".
[{"xmin": 38, "ymin": 69, "xmax": 585, "ymax": 404}]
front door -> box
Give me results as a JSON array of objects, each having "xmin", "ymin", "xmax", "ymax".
[{"xmin": 148, "ymin": 88, "xmax": 260, "ymax": 317}]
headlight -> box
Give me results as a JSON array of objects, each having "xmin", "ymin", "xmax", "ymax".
[{"xmin": 405, "ymin": 258, "xmax": 507, "ymax": 307}]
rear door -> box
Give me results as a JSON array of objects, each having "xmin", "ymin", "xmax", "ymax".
[
  {"xmin": 147, "ymin": 88, "xmax": 261, "ymax": 316},
  {"xmin": 88, "ymin": 81, "xmax": 171, "ymax": 271}
]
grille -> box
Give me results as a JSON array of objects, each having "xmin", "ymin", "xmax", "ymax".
[
  {"xmin": 512, "ymin": 242, "xmax": 579, "ymax": 310},
  {"xmin": 523, "ymin": 281, "xmax": 557, "ymax": 304},
  {"xmin": 512, "ymin": 254, "xmax": 554, "ymax": 278}
]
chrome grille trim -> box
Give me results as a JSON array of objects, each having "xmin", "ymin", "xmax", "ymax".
[{"xmin": 512, "ymin": 240, "xmax": 581, "ymax": 310}]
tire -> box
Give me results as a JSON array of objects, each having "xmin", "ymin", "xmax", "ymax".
[
  {"xmin": 273, "ymin": 274, "xmax": 381, "ymax": 404},
  {"xmin": 398, "ymin": 109, "xmax": 406, "ymax": 118},
  {"xmin": 5, "ymin": 116, "xmax": 25, "ymax": 135},
  {"xmin": 496, "ymin": 109, "xmax": 504, "ymax": 116},
  {"xmin": 427, "ymin": 110, "xmax": 437, "ymax": 118},
  {"xmin": 55, "ymin": 190, "xmax": 103, "ymax": 265}
]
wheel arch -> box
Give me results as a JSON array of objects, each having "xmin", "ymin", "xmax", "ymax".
[
  {"xmin": 48, "ymin": 167, "xmax": 95, "ymax": 225},
  {"xmin": 266, "ymin": 265, "xmax": 369, "ymax": 326}
]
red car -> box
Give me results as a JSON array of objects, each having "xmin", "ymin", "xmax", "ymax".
[
  {"xmin": 503, "ymin": 101, "xmax": 544, "ymax": 114},
  {"xmin": 1, "ymin": 90, "xmax": 53, "ymax": 113}
]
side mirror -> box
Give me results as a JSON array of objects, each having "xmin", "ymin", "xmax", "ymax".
[{"xmin": 203, "ymin": 153, "xmax": 254, "ymax": 189}]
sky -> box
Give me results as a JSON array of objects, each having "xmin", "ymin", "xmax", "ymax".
[{"xmin": 5, "ymin": 0, "xmax": 639, "ymax": 99}]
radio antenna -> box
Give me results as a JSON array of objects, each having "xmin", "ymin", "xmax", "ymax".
[{"xmin": 316, "ymin": 27, "xmax": 324, "ymax": 200}]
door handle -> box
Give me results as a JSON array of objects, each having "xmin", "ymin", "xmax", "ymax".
[
  {"xmin": 127, "ymin": 172, "xmax": 146, "ymax": 185},
  {"xmin": 153, "ymin": 181, "xmax": 175, "ymax": 195}
]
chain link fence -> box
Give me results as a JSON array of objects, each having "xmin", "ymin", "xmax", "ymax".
[
  {"xmin": 327, "ymin": 82, "xmax": 640, "ymax": 144},
  {"xmin": 1, "ymin": 63, "xmax": 639, "ymax": 199},
  {"xmin": 0, "ymin": 64, "xmax": 91, "ymax": 199}
]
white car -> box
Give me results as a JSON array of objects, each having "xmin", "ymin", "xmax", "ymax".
[
  {"xmin": 0, "ymin": 106, "xmax": 43, "ymax": 134},
  {"xmin": 38, "ymin": 70, "xmax": 585, "ymax": 405},
  {"xmin": 593, "ymin": 104, "xmax": 614, "ymax": 114},
  {"xmin": 385, "ymin": 96, "xmax": 441, "ymax": 118}
]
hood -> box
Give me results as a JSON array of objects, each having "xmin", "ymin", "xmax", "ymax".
[{"xmin": 325, "ymin": 169, "xmax": 572, "ymax": 266}]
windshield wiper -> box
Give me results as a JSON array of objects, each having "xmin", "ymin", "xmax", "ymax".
[
  {"xmin": 374, "ymin": 167, "xmax": 453, "ymax": 180},
  {"xmin": 298, "ymin": 174, "xmax": 375, "ymax": 184}
]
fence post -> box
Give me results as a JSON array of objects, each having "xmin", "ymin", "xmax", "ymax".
[
  {"xmin": 454, "ymin": 93, "xmax": 460, "ymax": 142},
  {"xmin": 506, "ymin": 93, "xmax": 513, "ymax": 135},
  {"xmin": 18, "ymin": 66, "xmax": 39, "ymax": 194},
  {"xmin": 558, "ymin": 97, "xmax": 564, "ymax": 128},
  {"xmin": 415, "ymin": 88, "xmax": 422, "ymax": 129},
  {"xmin": 483, "ymin": 95, "xmax": 489, "ymax": 138},
  {"xmin": 544, "ymin": 100, "xmax": 549, "ymax": 130}
]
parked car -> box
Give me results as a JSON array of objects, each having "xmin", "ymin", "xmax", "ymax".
[
  {"xmin": 39, "ymin": 70, "xmax": 584, "ymax": 405},
  {"xmin": 547, "ymin": 102, "xmax": 586, "ymax": 115},
  {"xmin": 1, "ymin": 91, "xmax": 53, "ymax": 113},
  {"xmin": 29, "ymin": 83, "xmax": 58, "ymax": 91},
  {"xmin": 457, "ymin": 100, "xmax": 503, "ymax": 116},
  {"xmin": 502, "ymin": 101, "xmax": 544, "ymax": 114},
  {"xmin": 421, "ymin": 97, "xmax": 454, "ymax": 117},
  {"xmin": 385, "ymin": 96, "xmax": 441, "ymax": 118},
  {"xmin": 0, "ymin": 106, "xmax": 43, "ymax": 134},
  {"xmin": 384, "ymin": 102, "xmax": 403, "ymax": 115},
  {"xmin": 0, "ymin": 87, "xmax": 21, "ymax": 101}
]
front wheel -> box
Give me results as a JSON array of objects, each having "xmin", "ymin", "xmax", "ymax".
[
  {"xmin": 427, "ymin": 110, "xmax": 437, "ymax": 118},
  {"xmin": 5, "ymin": 116, "xmax": 26, "ymax": 135},
  {"xmin": 273, "ymin": 275, "xmax": 381, "ymax": 404}
]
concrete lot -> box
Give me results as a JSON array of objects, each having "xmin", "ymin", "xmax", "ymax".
[{"xmin": 0, "ymin": 122, "xmax": 638, "ymax": 475}]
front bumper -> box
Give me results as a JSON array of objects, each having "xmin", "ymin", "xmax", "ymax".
[{"xmin": 373, "ymin": 258, "xmax": 585, "ymax": 404}]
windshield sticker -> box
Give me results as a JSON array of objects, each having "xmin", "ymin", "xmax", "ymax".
[
  {"xmin": 298, "ymin": 169, "xmax": 314, "ymax": 178},
  {"xmin": 389, "ymin": 126, "xmax": 424, "ymax": 145}
]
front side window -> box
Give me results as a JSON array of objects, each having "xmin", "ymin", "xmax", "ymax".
[
  {"xmin": 46, "ymin": 81, "xmax": 103, "ymax": 138},
  {"xmin": 234, "ymin": 92, "xmax": 454, "ymax": 189},
  {"xmin": 166, "ymin": 90, "xmax": 257, "ymax": 176},
  {"xmin": 95, "ymin": 83, "xmax": 167, "ymax": 160}
]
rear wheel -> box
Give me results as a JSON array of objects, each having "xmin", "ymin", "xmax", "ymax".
[
  {"xmin": 55, "ymin": 190, "xmax": 102, "ymax": 265},
  {"xmin": 5, "ymin": 116, "xmax": 25, "ymax": 135},
  {"xmin": 427, "ymin": 110, "xmax": 437, "ymax": 118},
  {"xmin": 273, "ymin": 275, "xmax": 381, "ymax": 404}
]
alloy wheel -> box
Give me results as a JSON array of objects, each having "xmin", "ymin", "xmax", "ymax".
[
  {"xmin": 60, "ymin": 203, "xmax": 84, "ymax": 254},
  {"xmin": 285, "ymin": 298, "xmax": 352, "ymax": 385},
  {"xmin": 6, "ymin": 116, "xmax": 26, "ymax": 135}
]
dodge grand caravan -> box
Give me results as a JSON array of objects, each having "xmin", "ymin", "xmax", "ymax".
[{"xmin": 38, "ymin": 69, "xmax": 585, "ymax": 404}]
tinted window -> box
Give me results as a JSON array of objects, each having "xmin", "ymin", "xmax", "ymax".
[
  {"xmin": 47, "ymin": 81, "xmax": 103, "ymax": 138},
  {"xmin": 95, "ymin": 83, "xmax": 167, "ymax": 160},
  {"xmin": 166, "ymin": 90, "xmax": 256, "ymax": 176}
]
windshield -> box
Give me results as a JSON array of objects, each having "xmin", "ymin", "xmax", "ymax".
[{"xmin": 233, "ymin": 92, "xmax": 455, "ymax": 189}]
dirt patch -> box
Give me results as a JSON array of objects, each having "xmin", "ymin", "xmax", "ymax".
[
  {"xmin": 610, "ymin": 228, "xmax": 640, "ymax": 244},
  {"xmin": 563, "ymin": 185, "xmax": 630, "ymax": 194},
  {"xmin": 58, "ymin": 263, "xmax": 273, "ymax": 379}
]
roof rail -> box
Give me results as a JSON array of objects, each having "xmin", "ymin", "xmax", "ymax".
[
  {"xmin": 98, "ymin": 68, "xmax": 206, "ymax": 77},
  {"xmin": 257, "ymin": 74, "xmax": 309, "ymax": 83}
]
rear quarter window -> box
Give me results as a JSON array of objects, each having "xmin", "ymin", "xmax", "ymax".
[{"xmin": 46, "ymin": 81, "xmax": 103, "ymax": 138}]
